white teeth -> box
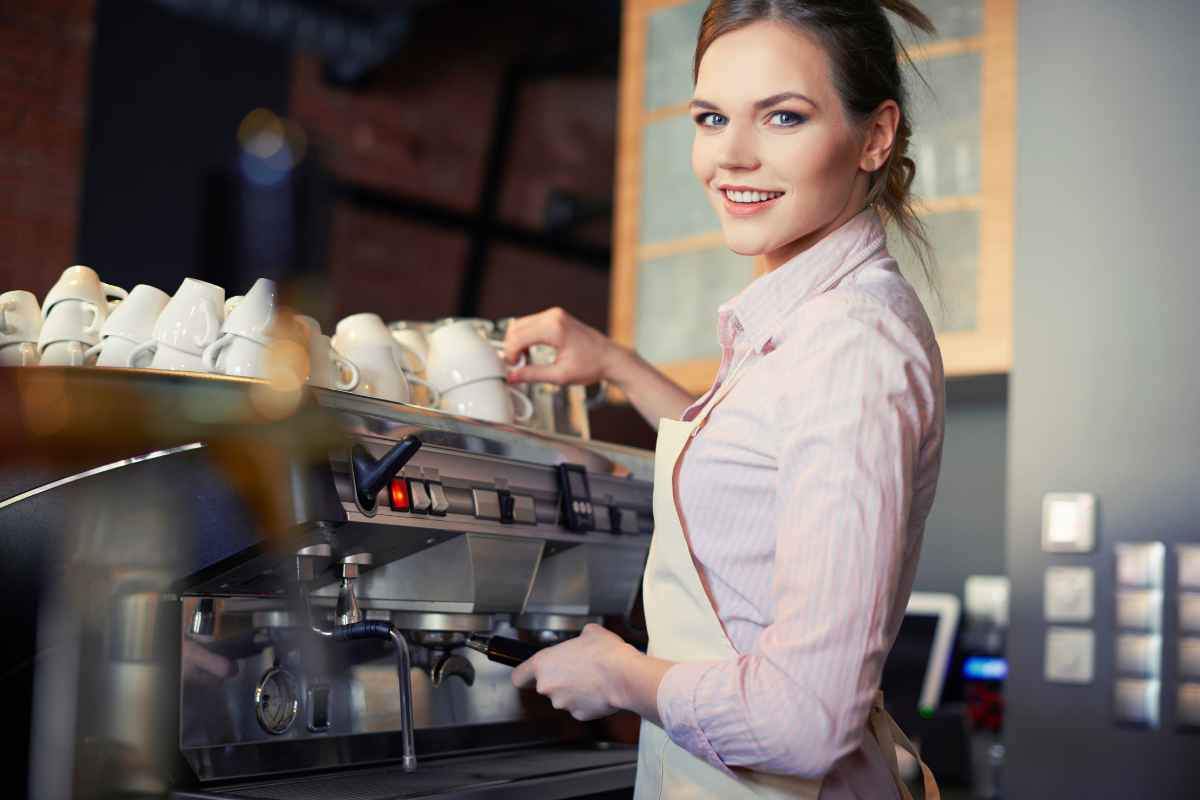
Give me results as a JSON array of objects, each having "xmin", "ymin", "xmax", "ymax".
[{"xmin": 724, "ymin": 189, "xmax": 782, "ymax": 204}]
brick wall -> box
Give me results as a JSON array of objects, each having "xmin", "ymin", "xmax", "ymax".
[{"xmin": 0, "ymin": 0, "xmax": 94, "ymax": 294}]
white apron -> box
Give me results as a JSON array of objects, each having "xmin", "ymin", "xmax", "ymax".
[{"xmin": 633, "ymin": 350, "xmax": 940, "ymax": 800}]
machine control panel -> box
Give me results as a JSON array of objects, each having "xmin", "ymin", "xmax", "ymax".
[{"xmin": 557, "ymin": 463, "xmax": 594, "ymax": 532}]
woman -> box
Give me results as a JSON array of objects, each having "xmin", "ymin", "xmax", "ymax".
[{"xmin": 503, "ymin": 2, "xmax": 944, "ymax": 797}]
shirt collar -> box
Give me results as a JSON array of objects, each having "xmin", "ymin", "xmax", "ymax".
[{"xmin": 718, "ymin": 208, "xmax": 887, "ymax": 353}]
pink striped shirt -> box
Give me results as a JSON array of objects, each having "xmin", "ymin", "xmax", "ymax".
[{"xmin": 657, "ymin": 209, "xmax": 945, "ymax": 798}]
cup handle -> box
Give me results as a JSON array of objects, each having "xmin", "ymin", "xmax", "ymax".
[
  {"xmin": 332, "ymin": 353, "xmax": 360, "ymax": 391},
  {"xmin": 493, "ymin": 342, "xmax": 528, "ymax": 371},
  {"xmin": 202, "ymin": 333, "xmax": 233, "ymax": 373},
  {"xmin": 194, "ymin": 299, "xmax": 219, "ymax": 349},
  {"xmin": 405, "ymin": 375, "xmax": 440, "ymax": 406},
  {"xmin": 127, "ymin": 339, "xmax": 157, "ymax": 368},
  {"xmin": 69, "ymin": 341, "xmax": 87, "ymax": 366},
  {"xmin": 508, "ymin": 386, "xmax": 534, "ymax": 423},
  {"xmin": 84, "ymin": 342, "xmax": 103, "ymax": 364},
  {"xmin": 0, "ymin": 301, "xmax": 12, "ymax": 334},
  {"xmin": 101, "ymin": 283, "xmax": 128, "ymax": 302},
  {"xmin": 392, "ymin": 341, "xmax": 427, "ymax": 374},
  {"xmin": 79, "ymin": 301, "xmax": 103, "ymax": 335}
]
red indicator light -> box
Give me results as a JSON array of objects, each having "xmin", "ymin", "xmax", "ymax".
[{"xmin": 389, "ymin": 478, "xmax": 410, "ymax": 511}]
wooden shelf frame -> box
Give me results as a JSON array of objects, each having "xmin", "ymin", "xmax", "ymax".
[{"xmin": 609, "ymin": 0, "xmax": 1017, "ymax": 395}]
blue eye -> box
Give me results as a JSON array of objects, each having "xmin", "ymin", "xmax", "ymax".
[
  {"xmin": 695, "ymin": 112, "xmax": 727, "ymax": 128},
  {"xmin": 770, "ymin": 110, "xmax": 807, "ymax": 127}
]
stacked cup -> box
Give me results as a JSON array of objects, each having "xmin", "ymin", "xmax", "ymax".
[
  {"xmin": 38, "ymin": 265, "xmax": 128, "ymax": 366},
  {"xmin": 333, "ymin": 313, "xmax": 437, "ymax": 404},
  {"xmin": 201, "ymin": 278, "xmax": 276, "ymax": 378},
  {"xmin": 296, "ymin": 315, "xmax": 359, "ymax": 391},
  {"xmin": 85, "ymin": 284, "xmax": 170, "ymax": 367},
  {"xmin": 426, "ymin": 319, "xmax": 533, "ymax": 425},
  {"xmin": 388, "ymin": 320, "xmax": 434, "ymax": 404},
  {"xmin": 0, "ymin": 290, "xmax": 43, "ymax": 366},
  {"xmin": 127, "ymin": 278, "xmax": 225, "ymax": 371}
]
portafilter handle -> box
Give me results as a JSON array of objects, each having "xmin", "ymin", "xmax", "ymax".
[{"xmin": 351, "ymin": 436, "xmax": 421, "ymax": 512}]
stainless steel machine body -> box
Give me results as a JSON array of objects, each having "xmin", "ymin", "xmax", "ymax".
[{"xmin": 0, "ymin": 369, "xmax": 654, "ymax": 799}]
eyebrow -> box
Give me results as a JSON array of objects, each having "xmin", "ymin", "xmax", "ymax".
[{"xmin": 689, "ymin": 92, "xmax": 818, "ymax": 112}]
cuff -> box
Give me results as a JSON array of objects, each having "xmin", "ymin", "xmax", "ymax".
[{"xmin": 656, "ymin": 660, "xmax": 736, "ymax": 776}]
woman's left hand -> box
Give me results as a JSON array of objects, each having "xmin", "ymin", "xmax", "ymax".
[{"xmin": 512, "ymin": 623, "xmax": 637, "ymax": 721}]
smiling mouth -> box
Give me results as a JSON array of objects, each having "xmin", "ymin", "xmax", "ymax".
[{"xmin": 721, "ymin": 188, "xmax": 784, "ymax": 204}]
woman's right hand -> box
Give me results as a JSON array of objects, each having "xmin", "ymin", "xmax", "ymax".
[{"xmin": 501, "ymin": 307, "xmax": 623, "ymax": 387}]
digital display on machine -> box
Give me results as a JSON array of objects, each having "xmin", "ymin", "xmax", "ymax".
[
  {"xmin": 963, "ymin": 656, "xmax": 1008, "ymax": 681},
  {"xmin": 568, "ymin": 470, "xmax": 588, "ymax": 496}
]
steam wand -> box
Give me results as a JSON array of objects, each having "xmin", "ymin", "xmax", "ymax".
[{"xmin": 296, "ymin": 546, "xmax": 417, "ymax": 772}]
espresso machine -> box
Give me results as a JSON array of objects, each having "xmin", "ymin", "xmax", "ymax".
[{"xmin": 0, "ymin": 367, "xmax": 654, "ymax": 799}]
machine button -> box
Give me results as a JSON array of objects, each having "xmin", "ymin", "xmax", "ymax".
[
  {"xmin": 389, "ymin": 478, "xmax": 411, "ymax": 512},
  {"xmin": 408, "ymin": 480, "xmax": 432, "ymax": 514},
  {"xmin": 1181, "ymin": 593, "xmax": 1200, "ymax": 634},
  {"xmin": 1044, "ymin": 627, "xmax": 1094, "ymax": 684},
  {"xmin": 497, "ymin": 490, "xmax": 516, "ymax": 524},
  {"xmin": 1115, "ymin": 542, "xmax": 1166, "ymax": 589},
  {"xmin": 1178, "ymin": 544, "xmax": 1200, "ymax": 589},
  {"xmin": 511, "ymin": 495, "xmax": 537, "ymax": 525},
  {"xmin": 1116, "ymin": 590, "xmax": 1163, "ymax": 632},
  {"xmin": 1044, "ymin": 566, "xmax": 1094, "ymax": 623},
  {"xmin": 427, "ymin": 482, "xmax": 450, "ymax": 516},
  {"xmin": 472, "ymin": 489, "xmax": 502, "ymax": 521}
]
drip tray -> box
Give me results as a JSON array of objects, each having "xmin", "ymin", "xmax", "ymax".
[{"xmin": 172, "ymin": 744, "xmax": 637, "ymax": 800}]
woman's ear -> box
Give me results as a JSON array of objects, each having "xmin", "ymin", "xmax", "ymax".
[{"xmin": 860, "ymin": 99, "xmax": 901, "ymax": 173}]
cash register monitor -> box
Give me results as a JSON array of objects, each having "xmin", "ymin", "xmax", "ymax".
[{"xmin": 880, "ymin": 592, "xmax": 961, "ymax": 728}]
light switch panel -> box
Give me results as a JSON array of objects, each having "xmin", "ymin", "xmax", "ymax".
[
  {"xmin": 1114, "ymin": 678, "xmax": 1160, "ymax": 727},
  {"xmin": 1045, "ymin": 627, "xmax": 1094, "ymax": 684},
  {"xmin": 1115, "ymin": 542, "xmax": 1165, "ymax": 589},
  {"xmin": 1180, "ymin": 638, "xmax": 1200, "ymax": 679},
  {"xmin": 1041, "ymin": 493, "xmax": 1096, "ymax": 553},
  {"xmin": 1179, "ymin": 683, "xmax": 1200, "ymax": 728},
  {"xmin": 1116, "ymin": 634, "xmax": 1162, "ymax": 678},
  {"xmin": 1116, "ymin": 590, "xmax": 1164, "ymax": 632},
  {"xmin": 1180, "ymin": 545, "xmax": 1200, "ymax": 590},
  {"xmin": 1044, "ymin": 566, "xmax": 1094, "ymax": 622},
  {"xmin": 1181, "ymin": 593, "xmax": 1200, "ymax": 635}
]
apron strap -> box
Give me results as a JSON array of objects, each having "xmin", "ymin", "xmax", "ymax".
[{"xmin": 869, "ymin": 692, "xmax": 941, "ymax": 800}]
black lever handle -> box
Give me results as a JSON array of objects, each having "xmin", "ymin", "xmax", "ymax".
[
  {"xmin": 466, "ymin": 634, "xmax": 550, "ymax": 667},
  {"xmin": 351, "ymin": 436, "xmax": 421, "ymax": 512}
]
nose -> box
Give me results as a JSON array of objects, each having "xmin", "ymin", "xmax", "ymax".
[{"xmin": 717, "ymin": 122, "xmax": 760, "ymax": 172}]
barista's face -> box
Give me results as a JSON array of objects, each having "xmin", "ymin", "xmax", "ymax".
[{"xmin": 691, "ymin": 22, "xmax": 893, "ymax": 269}]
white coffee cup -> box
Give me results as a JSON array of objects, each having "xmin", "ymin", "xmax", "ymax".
[
  {"xmin": 202, "ymin": 332, "xmax": 270, "ymax": 377},
  {"xmin": 99, "ymin": 284, "xmax": 169, "ymax": 342},
  {"xmin": 426, "ymin": 319, "xmax": 511, "ymax": 392},
  {"xmin": 39, "ymin": 340, "xmax": 89, "ymax": 367},
  {"xmin": 389, "ymin": 323, "xmax": 431, "ymax": 371},
  {"xmin": 335, "ymin": 313, "xmax": 426, "ymax": 371},
  {"xmin": 439, "ymin": 378, "xmax": 534, "ymax": 425},
  {"xmin": 0, "ymin": 290, "xmax": 42, "ymax": 345},
  {"xmin": 339, "ymin": 342, "xmax": 439, "ymax": 405},
  {"xmin": 307, "ymin": 333, "xmax": 359, "ymax": 391},
  {"xmin": 127, "ymin": 278, "xmax": 224, "ymax": 369},
  {"xmin": 222, "ymin": 278, "xmax": 275, "ymax": 344},
  {"xmin": 38, "ymin": 299, "xmax": 103, "ymax": 350},
  {"xmin": 0, "ymin": 341, "xmax": 39, "ymax": 366},
  {"xmin": 86, "ymin": 334, "xmax": 153, "ymax": 368},
  {"xmin": 42, "ymin": 265, "xmax": 127, "ymax": 316}
]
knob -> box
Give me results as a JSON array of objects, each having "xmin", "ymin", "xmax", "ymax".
[{"xmin": 351, "ymin": 437, "xmax": 422, "ymax": 513}]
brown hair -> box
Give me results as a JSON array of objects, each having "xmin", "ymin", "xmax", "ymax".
[{"xmin": 694, "ymin": 0, "xmax": 939, "ymax": 290}]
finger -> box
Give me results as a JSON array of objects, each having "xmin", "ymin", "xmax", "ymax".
[
  {"xmin": 512, "ymin": 661, "xmax": 536, "ymax": 689},
  {"xmin": 506, "ymin": 362, "xmax": 567, "ymax": 386},
  {"xmin": 502, "ymin": 310, "xmax": 566, "ymax": 364}
]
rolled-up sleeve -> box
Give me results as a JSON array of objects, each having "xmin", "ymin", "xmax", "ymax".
[{"xmin": 656, "ymin": 294, "xmax": 936, "ymax": 778}]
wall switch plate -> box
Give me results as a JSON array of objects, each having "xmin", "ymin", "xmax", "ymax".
[
  {"xmin": 1179, "ymin": 544, "xmax": 1200, "ymax": 590},
  {"xmin": 1116, "ymin": 590, "xmax": 1164, "ymax": 632},
  {"xmin": 1181, "ymin": 593, "xmax": 1200, "ymax": 635},
  {"xmin": 1045, "ymin": 566, "xmax": 1094, "ymax": 622},
  {"xmin": 1179, "ymin": 684, "xmax": 1200, "ymax": 728},
  {"xmin": 1115, "ymin": 542, "xmax": 1165, "ymax": 589},
  {"xmin": 1116, "ymin": 634, "xmax": 1162, "ymax": 678},
  {"xmin": 1045, "ymin": 627, "xmax": 1094, "ymax": 684},
  {"xmin": 1114, "ymin": 678, "xmax": 1160, "ymax": 727},
  {"xmin": 1041, "ymin": 493, "xmax": 1097, "ymax": 553},
  {"xmin": 1180, "ymin": 638, "xmax": 1200, "ymax": 679}
]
